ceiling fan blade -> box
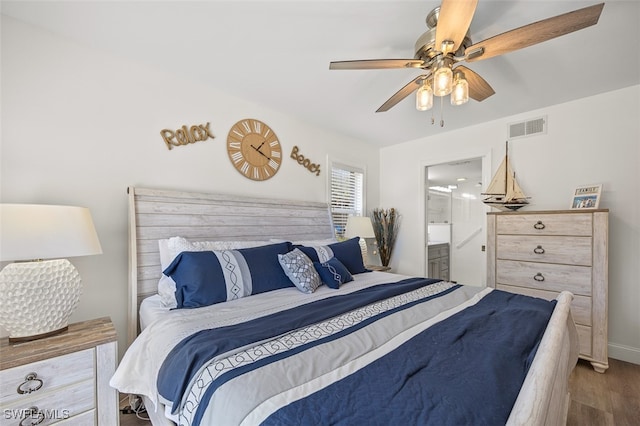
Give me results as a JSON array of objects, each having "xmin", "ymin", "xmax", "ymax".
[
  {"xmin": 455, "ymin": 65, "xmax": 495, "ymax": 102},
  {"xmin": 435, "ymin": 0, "xmax": 479, "ymax": 53},
  {"xmin": 329, "ymin": 59, "xmax": 424, "ymax": 70},
  {"xmin": 464, "ymin": 3, "xmax": 604, "ymax": 62},
  {"xmin": 376, "ymin": 75, "xmax": 428, "ymax": 112}
]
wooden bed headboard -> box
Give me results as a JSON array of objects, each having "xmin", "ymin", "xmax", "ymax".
[{"xmin": 127, "ymin": 186, "xmax": 335, "ymax": 344}]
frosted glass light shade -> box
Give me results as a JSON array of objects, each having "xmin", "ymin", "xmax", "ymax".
[
  {"xmin": 0, "ymin": 204, "xmax": 102, "ymax": 341},
  {"xmin": 416, "ymin": 82, "xmax": 433, "ymax": 111},
  {"xmin": 433, "ymin": 66, "xmax": 453, "ymax": 96},
  {"xmin": 451, "ymin": 72, "xmax": 469, "ymax": 106}
]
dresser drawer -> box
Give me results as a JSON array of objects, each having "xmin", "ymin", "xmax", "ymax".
[
  {"xmin": 496, "ymin": 235, "xmax": 592, "ymax": 266},
  {"xmin": 496, "ymin": 284, "xmax": 592, "ymax": 326},
  {"xmin": 0, "ymin": 349, "xmax": 94, "ymax": 406},
  {"xmin": 496, "ymin": 213, "xmax": 593, "ymax": 236},
  {"xmin": 496, "ymin": 260, "xmax": 592, "ymax": 296},
  {"xmin": 0, "ymin": 379, "xmax": 94, "ymax": 426},
  {"xmin": 576, "ymin": 325, "xmax": 593, "ymax": 357}
]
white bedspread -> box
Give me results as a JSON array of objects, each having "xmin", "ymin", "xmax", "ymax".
[{"xmin": 111, "ymin": 271, "xmax": 413, "ymax": 411}]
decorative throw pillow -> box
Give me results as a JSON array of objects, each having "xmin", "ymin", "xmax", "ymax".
[
  {"xmin": 278, "ymin": 249, "xmax": 322, "ymax": 294},
  {"xmin": 157, "ymin": 237, "xmax": 274, "ymax": 308},
  {"xmin": 314, "ymin": 257, "xmax": 354, "ymax": 289},
  {"xmin": 163, "ymin": 242, "xmax": 293, "ymax": 308},
  {"xmin": 298, "ymin": 237, "xmax": 368, "ymax": 275}
]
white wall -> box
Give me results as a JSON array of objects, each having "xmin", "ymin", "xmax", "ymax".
[
  {"xmin": 0, "ymin": 16, "xmax": 379, "ymax": 356},
  {"xmin": 380, "ymin": 85, "xmax": 640, "ymax": 364}
]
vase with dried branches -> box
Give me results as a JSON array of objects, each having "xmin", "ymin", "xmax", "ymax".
[{"xmin": 370, "ymin": 208, "xmax": 400, "ymax": 267}]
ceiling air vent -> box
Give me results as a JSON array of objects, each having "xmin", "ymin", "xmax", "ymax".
[{"xmin": 508, "ymin": 116, "xmax": 547, "ymax": 139}]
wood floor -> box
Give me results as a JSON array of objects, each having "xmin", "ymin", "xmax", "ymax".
[
  {"xmin": 567, "ymin": 358, "xmax": 640, "ymax": 425},
  {"xmin": 119, "ymin": 358, "xmax": 640, "ymax": 426}
]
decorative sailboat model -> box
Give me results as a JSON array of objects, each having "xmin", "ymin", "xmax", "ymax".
[{"xmin": 482, "ymin": 142, "xmax": 530, "ymax": 211}]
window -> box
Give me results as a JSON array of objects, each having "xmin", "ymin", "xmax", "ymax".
[{"xmin": 330, "ymin": 162, "xmax": 364, "ymax": 238}]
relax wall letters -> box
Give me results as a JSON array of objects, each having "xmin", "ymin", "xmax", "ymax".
[
  {"xmin": 290, "ymin": 145, "xmax": 320, "ymax": 176},
  {"xmin": 161, "ymin": 122, "xmax": 215, "ymax": 150}
]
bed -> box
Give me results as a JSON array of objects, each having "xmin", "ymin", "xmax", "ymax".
[{"xmin": 111, "ymin": 186, "xmax": 579, "ymax": 426}]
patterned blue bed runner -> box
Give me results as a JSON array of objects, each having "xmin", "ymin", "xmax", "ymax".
[
  {"xmin": 263, "ymin": 289, "xmax": 555, "ymax": 426},
  {"xmin": 158, "ymin": 277, "xmax": 444, "ymax": 413}
]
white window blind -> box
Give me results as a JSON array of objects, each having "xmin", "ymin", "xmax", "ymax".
[{"xmin": 330, "ymin": 163, "xmax": 364, "ymax": 237}]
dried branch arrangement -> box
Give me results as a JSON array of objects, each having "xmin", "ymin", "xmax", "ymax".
[{"xmin": 371, "ymin": 208, "xmax": 400, "ymax": 267}]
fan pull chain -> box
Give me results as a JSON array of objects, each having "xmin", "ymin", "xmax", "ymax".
[{"xmin": 440, "ymin": 96, "xmax": 444, "ymax": 127}]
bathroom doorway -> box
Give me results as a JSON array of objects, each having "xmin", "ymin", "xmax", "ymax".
[{"xmin": 425, "ymin": 157, "xmax": 486, "ymax": 286}]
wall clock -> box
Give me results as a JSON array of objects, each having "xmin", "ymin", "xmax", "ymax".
[{"xmin": 227, "ymin": 119, "xmax": 282, "ymax": 181}]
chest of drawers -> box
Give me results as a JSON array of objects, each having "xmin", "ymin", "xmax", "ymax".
[
  {"xmin": 486, "ymin": 210, "xmax": 609, "ymax": 373},
  {"xmin": 0, "ymin": 317, "xmax": 119, "ymax": 425}
]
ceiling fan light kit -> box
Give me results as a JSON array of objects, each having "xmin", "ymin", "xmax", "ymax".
[
  {"xmin": 330, "ymin": 1, "xmax": 605, "ymax": 126},
  {"xmin": 451, "ymin": 70, "xmax": 469, "ymax": 106},
  {"xmin": 416, "ymin": 79, "xmax": 434, "ymax": 111}
]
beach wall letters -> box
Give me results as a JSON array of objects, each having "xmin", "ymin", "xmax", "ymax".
[{"xmin": 290, "ymin": 145, "xmax": 320, "ymax": 176}]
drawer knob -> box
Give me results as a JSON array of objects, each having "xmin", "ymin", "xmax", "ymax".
[
  {"xmin": 17, "ymin": 372, "xmax": 43, "ymax": 395},
  {"xmin": 534, "ymin": 273, "xmax": 545, "ymax": 282},
  {"xmin": 533, "ymin": 221, "xmax": 546, "ymax": 230},
  {"xmin": 19, "ymin": 406, "xmax": 45, "ymax": 426},
  {"xmin": 533, "ymin": 245, "xmax": 545, "ymax": 254}
]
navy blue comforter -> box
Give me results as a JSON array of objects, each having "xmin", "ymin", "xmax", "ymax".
[{"xmin": 158, "ymin": 279, "xmax": 555, "ymax": 426}]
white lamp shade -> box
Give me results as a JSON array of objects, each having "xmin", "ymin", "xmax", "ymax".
[
  {"xmin": 345, "ymin": 216, "xmax": 375, "ymax": 239},
  {"xmin": 0, "ymin": 204, "xmax": 102, "ymax": 341},
  {"xmin": 1, "ymin": 204, "xmax": 102, "ymax": 262}
]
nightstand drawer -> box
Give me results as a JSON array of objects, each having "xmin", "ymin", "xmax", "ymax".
[
  {"xmin": 0, "ymin": 379, "xmax": 94, "ymax": 426},
  {"xmin": 496, "ymin": 260, "xmax": 592, "ymax": 296},
  {"xmin": 0, "ymin": 349, "xmax": 93, "ymax": 406},
  {"xmin": 496, "ymin": 213, "xmax": 593, "ymax": 236},
  {"xmin": 496, "ymin": 235, "xmax": 592, "ymax": 266}
]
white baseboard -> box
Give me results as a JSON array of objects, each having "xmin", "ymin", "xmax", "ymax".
[{"xmin": 608, "ymin": 342, "xmax": 640, "ymax": 365}]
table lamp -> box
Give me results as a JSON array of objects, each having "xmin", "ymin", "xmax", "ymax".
[
  {"xmin": 0, "ymin": 204, "xmax": 102, "ymax": 342},
  {"xmin": 345, "ymin": 216, "xmax": 375, "ymax": 262}
]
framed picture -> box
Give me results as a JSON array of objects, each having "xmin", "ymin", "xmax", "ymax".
[{"xmin": 571, "ymin": 184, "xmax": 602, "ymax": 209}]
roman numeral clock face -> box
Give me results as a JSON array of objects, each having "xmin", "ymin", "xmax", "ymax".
[{"xmin": 227, "ymin": 119, "xmax": 282, "ymax": 181}]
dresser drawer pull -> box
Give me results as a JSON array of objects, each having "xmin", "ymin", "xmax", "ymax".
[
  {"xmin": 534, "ymin": 273, "xmax": 545, "ymax": 282},
  {"xmin": 533, "ymin": 245, "xmax": 545, "ymax": 254},
  {"xmin": 533, "ymin": 221, "xmax": 546, "ymax": 230},
  {"xmin": 17, "ymin": 373, "xmax": 43, "ymax": 395},
  {"xmin": 19, "ymin": 406, "xmax": 45, "ymax": 426}
]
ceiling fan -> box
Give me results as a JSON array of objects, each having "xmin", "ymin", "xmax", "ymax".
[{"xmin": 330, "ymin": 0, "xmax": 604, "ymax": 119}]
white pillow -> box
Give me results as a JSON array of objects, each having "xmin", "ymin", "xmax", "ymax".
[
  {"xmin": 159, "ymin": 236, "xmax": 273, "ymax": 270},
  {"xmin": 157, "ymin": 236, "xmax": 273, "ymax": 308},
  {"xmin": 270, "ymin": 238, "xmax": 338, "ymax": 246}
]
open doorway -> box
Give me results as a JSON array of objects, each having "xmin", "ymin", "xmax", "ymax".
[{"xmin": 425, "ymin": 157, "xmax": 486, "ymax": 286}]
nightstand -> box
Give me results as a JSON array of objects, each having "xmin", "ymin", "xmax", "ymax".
[
  {"xmin": 0, "ymin": 317, "xmax": 119, "ymax": 425},
  {"xmin": 367, "ymin": 265, "xmax": 391, "ymax": 272}
]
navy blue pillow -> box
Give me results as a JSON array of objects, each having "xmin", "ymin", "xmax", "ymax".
[
  {"xmin": 163, "ymin": 242, "xmax": 293, "ymax": 308},
  {"xmin": 297, "ymin": 237, "xmax": 368, "ymax": 275},
  {"xmin": 328, "ymin": 237, "xmax": 368, "ymax": 274},
  {"xmin": 314, "ymin": 257, "xmax": 353, "ymax": 289}
]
